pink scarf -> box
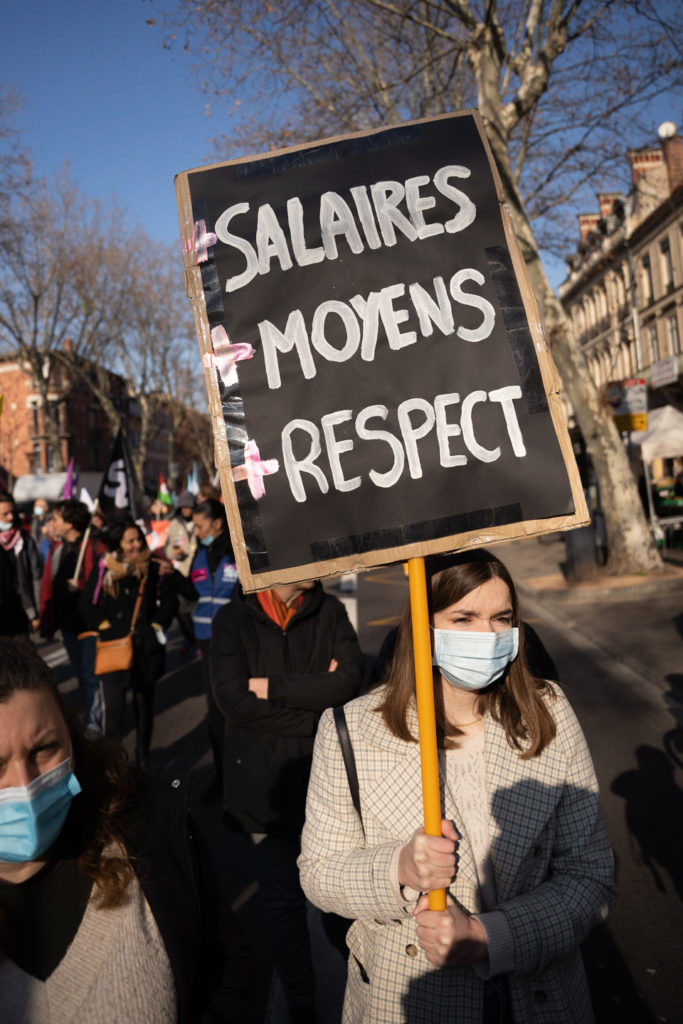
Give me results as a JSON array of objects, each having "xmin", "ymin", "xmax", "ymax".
[{"xmin": 0, "ymin": 526, "xmax": 23, "ymax": 553}]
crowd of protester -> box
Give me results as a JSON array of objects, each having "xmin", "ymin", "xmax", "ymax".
[{"xmin": 0, "ymin": 485, "xmax": 615, "ymax": 1023}]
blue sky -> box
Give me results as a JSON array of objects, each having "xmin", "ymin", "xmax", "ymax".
[
  {"xmin": 3, "ymin": 0, "xmax": 683, "ymax": 287},
  {"xmin": 3, "ymin": 0, "xmax": 214, "ymax": 247}
]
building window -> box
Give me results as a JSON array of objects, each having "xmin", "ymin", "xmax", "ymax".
[
  {"xmin": 32, "ymin": 443, "xmax": 42, "ymax": 474},
  {"xmin": 47, "ymin": 400, "xmax": 60, "ymax": 435},
  {"xmin": 46, "ymin": 445, "xmax": 56, "ymax": 473},
  {"xmin": 647, "ymin": 323, "xmax": 659, "ymax": 364},
  {"xmin": 29, "ymin": 402, "xmax": 40, "ymax": 434},
  {"xmin": 667, "ymin": 314, "xmax": 681, "ymax": 356},
  {"xmin": 641, "ymin": 254, "xmax": 654, "ymax": 305},
  {"xmin": 660, "ymin": 238, "xmax": 674, "ymax": 293},
  {"xmin": 618, "ymin": 342, "xmax": 631, "ymax": 378}
]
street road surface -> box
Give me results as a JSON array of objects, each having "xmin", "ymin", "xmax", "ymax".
[{"xmin": 44, "ymin": 547, "xmax": 682, "ymax": 1024}]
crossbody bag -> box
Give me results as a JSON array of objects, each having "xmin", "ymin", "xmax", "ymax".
[{"xmin": 94, "ymin": 574, "xmax": 147, "ymax": 675}]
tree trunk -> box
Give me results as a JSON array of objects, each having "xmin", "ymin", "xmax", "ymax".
[{"xmin": 482, "ymin": 123, "xmax": 662, "ymax": 574}]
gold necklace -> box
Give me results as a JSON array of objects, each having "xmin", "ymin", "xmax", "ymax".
[{"xmin": 452, "ymin": 716, "xmax": 483, "ymax": 728}]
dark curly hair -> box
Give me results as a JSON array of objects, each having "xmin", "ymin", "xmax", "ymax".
[{"xmin": 0, "ymin": 638, "xmax": 140, "ymax": 908}]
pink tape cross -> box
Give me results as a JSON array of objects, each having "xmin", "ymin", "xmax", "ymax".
[
  {"xmin": 231, "ymin": 439, "xmax": 279, "ymax": 500},
  {"xmin": 205, "ymin": 326, "xmax": 254, "ymax": 384},
  {"xmin": 182, "ymin": 218, "xmax": 218, "ymax": 264}
]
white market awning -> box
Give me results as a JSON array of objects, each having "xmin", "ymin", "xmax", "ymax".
[{"xmin": 630, "ymin": 405, "xmax": 683, "ymax": 462}]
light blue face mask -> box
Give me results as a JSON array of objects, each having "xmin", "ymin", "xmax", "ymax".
[
  {"xmin": 433, "ymin": 627, "xmax": 519, "ymax": 691},
  {"xmin": 200, "ymin": 534, "xmax": 215, "ymax": 547},
  {"xmin": 0, "ymin": 757, "xmax": 81, "ymax": 863}
]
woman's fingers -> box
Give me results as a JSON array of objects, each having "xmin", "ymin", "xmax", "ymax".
[
  {"xmin": 413, "ymin": 895, "xmax": 487, "ymax": 967},
  {"xmin": 398, "ymin": 824, "xmax": 458, "ymax": 891}
]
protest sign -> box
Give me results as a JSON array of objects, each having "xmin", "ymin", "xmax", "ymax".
[{"xmin": 176, "ymin": 111, "xmax": 588, "ymax": 590}]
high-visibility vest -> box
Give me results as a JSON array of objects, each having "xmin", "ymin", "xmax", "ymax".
[{"xmin": 191, "ymin": 547, "xmax": 238, "ymax": 640}]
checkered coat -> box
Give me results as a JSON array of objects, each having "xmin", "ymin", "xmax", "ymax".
[{"xmin": 299, "ymin": 684, "xmax": 615, "ymax": 1024}]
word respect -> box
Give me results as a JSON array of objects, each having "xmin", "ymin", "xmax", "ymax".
[{"xmin": 281, "ymin": 385, "xmax": 527, "ymax": 502}]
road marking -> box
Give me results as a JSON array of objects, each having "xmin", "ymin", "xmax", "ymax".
[
  {"xmin": 366, "ymin": 573, "xmax": 407, "ymax": 587},
  {"xmin": 367, "ymin": 615, "xmax": 402, "ymax": 627},
  {"xmin": 43, "ymin": 647, "xmax": 69, "ymax": 668},
  {"xmin": 337, "ymin": 595, "xmax": 358, "ymax": 631}
]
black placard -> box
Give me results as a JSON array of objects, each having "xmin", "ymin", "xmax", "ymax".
[{"xmin": 179, "ymin": 113, "xmax": 576, "ymax": 581}]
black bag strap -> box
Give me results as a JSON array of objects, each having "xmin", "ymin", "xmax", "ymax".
[{"xmin": 333, "ymin": 705, "xmax": 364, "ymax": 836}]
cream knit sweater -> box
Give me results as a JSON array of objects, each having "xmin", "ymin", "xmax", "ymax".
[{"xmin": 0, "ymin": 876, "xmax": 176, "ymax": 1024}]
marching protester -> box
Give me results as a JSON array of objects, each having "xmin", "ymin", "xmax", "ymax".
[
  {"xmin": 0, "ymin": 490, "xmax": 42, "ymax": 637},
  {"xmin": 197, "ymin": 483, "xmax": 222, "ymax": 504},
  {"xmin": 0, "ymin": 637, "xmax": 256, "ymax": 1023},
  {"xmin": 39, "ymin": 499, "xmax": 104, "ymax": 731},
  {"xmin": 164, "ymin": 490, "xmax": 198, "ymax": 655},
  {"xmin": 176, "ymin": 499, "xmax": 238, "ymax": 800},
  {"xmin": 0, "ymin": 546, "xmax": 29, "ymax": 640},
  {"xmin": 37, "ymin": 512, "xmax": 56, "ymax": 566},
  {"xmin": 79, "ymin": 520, "xmax": 177, "ymax": 770},
  {"xmin": 210, "ymin": 575, "xmax": 364, "ymax": 1024},
  {"xmin": 299, "ymin": 548, "xmax": 615, "ymax": 1024},
  {"xmin": 29, "ymin": 497, "xmax": 50, "ymax": 554},
  {"xmin": 89, "ymin": 506, "xmax": 109, "ymax": 547}
]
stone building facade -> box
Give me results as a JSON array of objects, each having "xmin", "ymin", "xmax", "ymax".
[{"xmin": 559, "ymin": 123, "xmax": 683, "ymax": 412}]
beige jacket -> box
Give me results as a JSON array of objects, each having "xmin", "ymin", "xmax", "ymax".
[{"xmin": 299, "ymin": 684, "xmax": 615, "ymax": 1024}]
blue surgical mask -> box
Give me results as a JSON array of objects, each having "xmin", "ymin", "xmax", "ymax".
[
  {"xmin": 200, "ymin": 534, "xmax": 215, "ymax": 547},
  {"xmin": 0, "ymin": 521, "xmax": 12, "ymax": 533},
  {"xmin": 0, "ymin": 757, "xmax": 81, "ymax": 862},
  {"xmin": 432, "ymin": 627, "xmax": 519, "ymax": 691}
]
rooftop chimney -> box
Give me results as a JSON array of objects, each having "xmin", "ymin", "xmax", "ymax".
[
  {"xmin": 578, "ymin": 213, "xmax": 600, "ymax": 240},
  {"xmin": 627, "ymin": 145, "xmax": 664, "ymax": 186},
  {"xmin": 658, "ymin": 121, "xmax": 683, "ymax": 193},
  {"xmin": 597, "ymin": 192, "xmax": 622, "ymax": 219}
]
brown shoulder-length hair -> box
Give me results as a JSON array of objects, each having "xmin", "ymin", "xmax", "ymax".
[
  {"xmin": 376, "ymin": 549, "xmax": 556, "ymax": 759},
  {"xmin": 0, "ymin": 638, "xmax": 140, "ymax": 909}
]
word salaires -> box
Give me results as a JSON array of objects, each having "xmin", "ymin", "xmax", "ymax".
[{"xmin": 215, "ymin": 164, "xmax": 476, "ymax": 293}]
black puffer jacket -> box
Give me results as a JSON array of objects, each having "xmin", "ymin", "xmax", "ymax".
[
  {"xmin": 210, "ymin": 582, "xmax": 364, "ymax": 835},
  {"xmin": 0, "ymin": 546, "xmax": 29, "ymax": 636},
  {"xmin": 125, "ymin": 775, "xmax": 256, "ymax": 1024}
]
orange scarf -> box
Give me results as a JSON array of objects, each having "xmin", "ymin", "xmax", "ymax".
[{"xmin": 257, "ymin": 589, "xmax": 302, "ymax": 630}]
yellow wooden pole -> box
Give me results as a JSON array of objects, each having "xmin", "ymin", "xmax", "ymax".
[{"xmin": 407, "ymin": 556, "xmax": 446, "ymax": 911}]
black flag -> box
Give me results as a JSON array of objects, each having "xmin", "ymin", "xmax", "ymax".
[{"xmin": 97, "ymin": 429, "xmax": 140, "ymax": 520}]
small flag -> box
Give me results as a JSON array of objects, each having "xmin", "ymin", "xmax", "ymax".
[
  {"xmin": 188, "ymin": 462, "xmax": 200, "ymax": 495},
  {"xmin": 157, "ymin": 472, "xmax": 172, "ymax": 507},
  {"xmin": 148, "ymin": 520, "xmax": 170, "ymax": 551},
  {"xmin": 79, "ymin": 486, "xmax": 95, "ymax": 511},
  {"xmin": 97, "ymin": 429, "xmax": 139, "ymax": 520},
  {"xmin": 62, "ymin": 457, "xmax": 78, "ymax": 499}
]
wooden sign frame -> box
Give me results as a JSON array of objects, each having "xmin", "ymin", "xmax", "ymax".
[{"xmin": 175, "ymin": 110, "xmax": 588, "ymax": 592}]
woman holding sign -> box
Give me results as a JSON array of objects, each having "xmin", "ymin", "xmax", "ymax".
[{"xmin": 299, "ymin": 549, "xmax": 614, "ymax": 1023}]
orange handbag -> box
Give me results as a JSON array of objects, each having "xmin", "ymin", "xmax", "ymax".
[{"xmin": 94, "ymin": 576, "xmax": 146, "ymax": 675}]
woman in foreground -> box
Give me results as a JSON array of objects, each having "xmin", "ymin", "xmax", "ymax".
[
  {"xmin": 299, "ymin": 549, "xmax": 615, "ymax": 1024},
  {"xmin": 0, "ymin": 638, "xmax": 254, "ymax": 1023}
]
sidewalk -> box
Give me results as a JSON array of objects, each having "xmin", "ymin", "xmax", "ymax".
[
  {"xmin": 497, "ymin": 532, "xmax": 683, "ymax": 698},
  {"xmin": 498, "ymin": 532, "xmax": 683, "ymax": 603}
]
